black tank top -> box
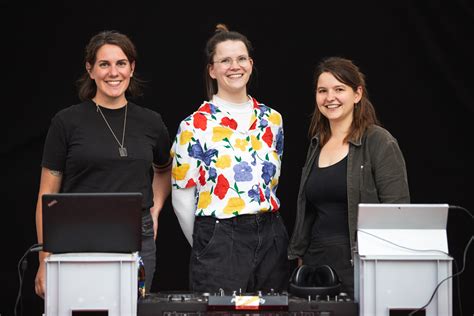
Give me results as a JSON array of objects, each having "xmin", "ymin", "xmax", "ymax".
[{"xmin": 305, "ymin": 155, "xmax": 349, "ymax": 241}]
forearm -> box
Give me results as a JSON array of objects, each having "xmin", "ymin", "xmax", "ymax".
[
  {"xmin": 36, "ymin": 167, "xmax": 62, "ymax": 260},
  {"xmin": 151, "ymin": 168, "xmax": 171, "ymax": 220},
  {"xmin": 171, "ymin": 187, "xmax": 196, "ymax": 246}
]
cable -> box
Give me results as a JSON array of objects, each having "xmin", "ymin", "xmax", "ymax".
[
  {"xmin": 448, "ymin": 204, "xmax": 473, "ymax": 316},
  {"xmin": 408, "ymin": 236, "xmax": 472, "ymax": 316},
  {"xmin": 14, "ymin": 243, "xmax": 43, "ymax": 316},
  {"xmin": 448, "ymin": 205, "xmax": 474, "ymax": 220},
  {"xmin": 357, "ymin": 229, "xmax": 450, "ymax": 256}
]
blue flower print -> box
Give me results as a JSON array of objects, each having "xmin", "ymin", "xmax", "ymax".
[
  {"xmin": 188, "ymin": 140, "xmax": 218, "ymax": 166},
  {"xmin": 247, "ymin": 185, "xmax": 261, "ymax": 204},
  {"xmin": 258, "ymin": 105, "xmax": 269, "ymax": 118},
  {"xmin": 265, "ymin": 187, "xmax": 271, "ymax": 200},
  {"xmin": 259, "ymin": 119, "xmax": 268, "ymax": 129},
  {"xmin": 276, "ymin": 128, "xmax": 284, "ymax": 155},
  {"xmin": 233, "ymin": 161, "xmax": 253, "ymax": 182},
  {"xmin": 251, "ymin": 151, "xmax": 257, "ymax": 166},
  {"xmin": 261, "ymin": 161, "xmax": 276, "ymax": 185},
  {"xmin": 208, "ymin": 167, "xmax": 217, "ymax": 182}
]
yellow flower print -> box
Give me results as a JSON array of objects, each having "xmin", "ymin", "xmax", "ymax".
[
  {"xmin": 271, "ymin": 177, "xmax": 278, "ymax": 188},
  {"xmin": 268, "ymin": 112, "xmax": 282, "ymax": 125},
  {"xmin": 172, "ymin": 163, "xmax": 190, "ymax": 180},
  {"xmin": 272, "ymin": 151, "xmax": 279, "ymax": 161},
  {"xmin": 170, "ymin": 149, "xmax": 175, "ymax": 158},
  {"xmin": 234, "ymin": 138, "xmax": 248, "ymax": 151},
  {"xmin": 197, "ymin": 191, "xmax": 212, "ymax": 209},
  {"xmin": 251, "ymin": 135, "xmax": 262, "ymax": 150},
  {"xmin": 215, "ymin": 155, "xmax": 231, "ymax": 169},
  {"xmin": 212, "ymin": 126, "xmax": 233, "ymax": 142},
  {"xmin": 179, "ymin": 130, "xmax": 193, "ymax": 145},
  {"xmin": 250, "ymin": 113, "xmax": 256, "ymax": 124},
  {"xmin": 223, "ymin": 197, "xmax": 245, "ymax": 214}
]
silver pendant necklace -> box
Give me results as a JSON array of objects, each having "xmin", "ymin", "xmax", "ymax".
[{"xmin": 96, "ymin": 103, "xmax": 128, "ymax": 157}]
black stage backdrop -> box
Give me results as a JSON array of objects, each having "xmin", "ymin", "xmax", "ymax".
[{"xmin": 1, "ymin": 1, "xmax": 473, "ymax": 315}]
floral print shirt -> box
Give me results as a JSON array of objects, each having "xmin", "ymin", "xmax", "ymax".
[{"xmin": 171, "ymin": 97, "xmax": 284, "ymax": 219}]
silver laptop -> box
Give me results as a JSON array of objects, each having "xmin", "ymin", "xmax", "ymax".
[
  {"xmin": 357, "ymin": 203, "xmax": 449, "ymax": 256},
  {"xmin": 42, "ymin": 192, "xmax": 143, "ymax": 253}
]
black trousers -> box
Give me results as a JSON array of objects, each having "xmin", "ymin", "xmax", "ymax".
[
  {"xmin": 190, "ymin": 211, "xmax": 289, "ymax": 294},
  {"xmin": 303, "ymin": 235, "xmax": 354, "ymax": 298},
  {"xmin": 140, "ymin": 212, "xmax": 156, "ymax": 293}
]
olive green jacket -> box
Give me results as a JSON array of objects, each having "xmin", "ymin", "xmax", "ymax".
[{"xmin": 287, "ymin": 125, "xmax": 410, "ymax": 260}]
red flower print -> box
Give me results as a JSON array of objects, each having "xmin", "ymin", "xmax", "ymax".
[
  {"xmin": 185, "ymin": 179, "xmax": 196, "ymax": 188},
  {"xmin": 262, "ymin": 127, "xmax": 273, "ymax": 147},
  {"xmin": 270, "ymin": 196, "xmax": 279, "ymax": 211},
  {"xmin": 259, "ymin": 187, "xmax": 265, "ymax": 202},
  {"xmin": 193, "ymin": 113, "xmax": 207, "ymax": 130},
  {"xmin": 221, "ymin": 117, "xmax": 238, "ymax": 130},
  {"xmin": 199, "ymin": 167, "xmax": 206, "ymax": 186},
  {"xmin": 214, "ymin": 174, "xmax": 230, "ymax": 199},
  {"xmin": 252, "ymin": 98, "xmax": 259, "ymax": 109},
  {"xmin": 249, "ymin": 120, "xmax": 256, "ymax": 130},
  {"xmin": 199, "ymin": 103, "xmax": 211, "ymax": 113}
]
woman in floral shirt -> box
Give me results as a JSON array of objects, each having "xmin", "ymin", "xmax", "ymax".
[{"xmin": 171, "ymin": 24, "xmax": 289, "ymax": 293}]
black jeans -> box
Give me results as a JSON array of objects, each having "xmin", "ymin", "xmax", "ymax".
[
  {"xmin": 140, "ymin": 212, "xmax": 156, "ymax": 293},
  {"xmin": 303, "ymin": 235, "xmax": 354, "ymax": 298},
  {"xmin": 190, "ymin": 211, "xmax": 289, "ymax": 294}
]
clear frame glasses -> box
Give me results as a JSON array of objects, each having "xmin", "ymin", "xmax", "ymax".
[{"xmin": 212, "ymin": 55, "xmax": 252, "ymax": 68}]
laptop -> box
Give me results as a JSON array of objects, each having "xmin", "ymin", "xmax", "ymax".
[
  {"xmin": 42, "ymin": 192, "xmax": 143, "ymax": 253},
  {"xmin": 357, "ymin": 203, "xmax": 449, "ymax": 256}
]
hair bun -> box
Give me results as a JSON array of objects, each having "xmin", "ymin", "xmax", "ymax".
[{"xmin": 215, "ymin": 23, "xmax": 229, "ymax": 33}]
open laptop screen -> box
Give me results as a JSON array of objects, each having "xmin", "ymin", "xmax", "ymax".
[
  {"xmin": 42, "ymin": 192, "xmax": 142, "ymax": 253},
  {"xmin": 357, "ymin": 203, "xmax": 449, "ymax": 256}
]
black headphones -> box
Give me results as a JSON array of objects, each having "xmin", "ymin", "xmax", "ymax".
[{"xmin": 288, "ymin": 264, "xmax": 342, "ymax": 297}]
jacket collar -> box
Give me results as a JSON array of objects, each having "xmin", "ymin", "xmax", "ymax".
[{"xmin": 310, "ymin": 134, "xmax": 363, "ymax": 147}]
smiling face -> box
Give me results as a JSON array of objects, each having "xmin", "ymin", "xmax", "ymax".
[
  {"xmin": 208, "ymin": 40, "xmax": 253, "ymax": 103},
  {"xmin": 316, "ymin": 71, "xmax": 362, "ymax": 125},
  {"xmin": 87, "ymin": 44, "xmax": 135, "ymax": 107}
]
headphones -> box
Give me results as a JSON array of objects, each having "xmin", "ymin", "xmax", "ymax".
[{"xmin": 288, "ymin": 264, "xmax": 342, "ymax": 297}]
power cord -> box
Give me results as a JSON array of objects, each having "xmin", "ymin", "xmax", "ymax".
[
  {"xmin": 448, "ymin": 204, "xmax": 474, "ymax": 220},
  {"xmin": 408, "ymin": 236, "xmax": 472, "ymax": 316},
  {"xmin": 407, "ymin": 205, "xmax": 473, "ymax": 316},
  {"xmin": 14, "ymin": 243, "xmax": 43, "ymax": 316}
]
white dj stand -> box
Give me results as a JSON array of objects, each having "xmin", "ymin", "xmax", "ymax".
[
  {"xmin": 354, "ymin": 204, "xmax": 452, "ymax": 316},
  {"xmin": 44, "ymin": 252, "xmax": 139, "ymax": 316}
]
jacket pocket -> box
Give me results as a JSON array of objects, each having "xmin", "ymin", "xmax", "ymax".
[{"xmin": 360, "ymin": 163, "xmax": 379, "ymax": 202}]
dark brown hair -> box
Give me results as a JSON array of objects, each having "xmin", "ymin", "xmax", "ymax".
[
  {"xmin": 308, "ymin": 57, "xmax": 380, "ymax": 145},
  {"xmin": 203, "ymin": 24, "xmax": 254, "ymax": 100},
  {"xmin": 76, "ymin": 30, "xmax": 144, "ymax": 101}
]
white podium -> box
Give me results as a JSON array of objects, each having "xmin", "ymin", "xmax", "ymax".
[
  {"xmin": 354, "ymin": 204, "xmax": 452, "ymax": 316},
  {"xmin": 45, "ymin": 252, "xmax": 139, "ymax": 316}
]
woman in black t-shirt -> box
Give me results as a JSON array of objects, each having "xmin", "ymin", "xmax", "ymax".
[{"xmin": 34, "ymin": 30, "xmax": 172, "ymax": 298}]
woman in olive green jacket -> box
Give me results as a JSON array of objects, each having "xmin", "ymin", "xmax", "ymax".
[{"xmin": 287, "ymin": 57, "xmax": 410, "ymax": 298}]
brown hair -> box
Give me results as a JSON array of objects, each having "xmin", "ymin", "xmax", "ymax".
[
  {"xmin": 308, "ymin": 57, "xmax": 380, "ymax": 145},
  {"xmin": 203, "ymin": 24, "xmax": 254, "ymax": 100},
  {"xmin": 76, "ymin": 30, "xmax": 144, "ymax": 101}
]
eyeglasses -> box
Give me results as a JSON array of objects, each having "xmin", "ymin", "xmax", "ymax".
[{"xmin": 211, "ymin": 55, "xmax": 252, "ymax": 68}]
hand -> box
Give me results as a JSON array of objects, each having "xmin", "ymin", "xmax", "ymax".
[{"xmin": 35, "ymin": 260, "xmax": 46, "ymax": 299}]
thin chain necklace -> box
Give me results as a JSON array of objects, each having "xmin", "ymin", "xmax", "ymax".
[{"xmin": 96, "ymin": 102, "xmax": 128, "ymax": 157}]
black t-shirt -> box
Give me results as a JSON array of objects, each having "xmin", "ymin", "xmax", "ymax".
[
  {"xmin": 305, "ymin": 155, "xmax": 349, "ymax": 241},
  {"xmin": 42, "ymin": 100, "xmax": 171, "ymax": 211}
]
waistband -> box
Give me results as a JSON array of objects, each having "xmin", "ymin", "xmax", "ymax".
[{"xmin": 196, "ymin": 211, "xmax": 280, "ymax": 224}]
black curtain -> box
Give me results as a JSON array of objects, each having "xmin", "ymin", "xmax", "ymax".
[{"xmin": 2, "ymin": 1, "xmax": 472, "ymax": 315}]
